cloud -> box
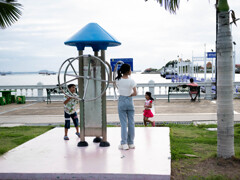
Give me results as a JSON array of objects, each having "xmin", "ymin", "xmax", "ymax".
[{"xmin": 0, "ymin": 0, "xmax": 239, "ymax": 72}]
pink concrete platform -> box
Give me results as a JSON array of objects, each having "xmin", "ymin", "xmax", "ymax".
[{"xmin": 0, "ymin": 127, "xmax": 171, "ymax": 180}]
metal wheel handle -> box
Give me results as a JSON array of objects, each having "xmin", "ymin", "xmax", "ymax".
[{"xmin": 58, "ymin": 55, "xmax": 110, "ymax": 102}]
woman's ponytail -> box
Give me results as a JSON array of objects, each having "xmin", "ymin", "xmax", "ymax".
[
  {"xmin": 115, "ymin": 69, "xmax": 122, "ymax": 80},
  {"xmin": 115, "ymin": 64, "xmax": 131, "ymax": 80}
]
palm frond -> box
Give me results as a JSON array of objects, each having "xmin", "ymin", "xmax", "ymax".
[
  {"xmin": 230, "ymin": 10, "xmax": 238, "ymax": 26},
  {"xmin": 145, "ymin": 0, "xmax": 180, "ymax": 14},
  {"xmin": 0, "ymin": 0, "xmax": 22, "ymax": 29}
]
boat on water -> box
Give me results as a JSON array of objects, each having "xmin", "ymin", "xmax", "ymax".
[
  {"xmin": 39, "ymin": 70, "xmax": 56, "ymax": 75},
  {"xmin": 0, "ymin": 72, "xmax": 12, "ymax": 76}
]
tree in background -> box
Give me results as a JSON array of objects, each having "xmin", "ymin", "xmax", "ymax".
[
  {"xmin": 0, "ymin": 0, "xmax": 22, "ymax": 29},
  {"xmin": 145, "ymin": 0, "xmax": 236, "ymax": 158},
  {"xmin": 165, "ymin": 60, "xmax": 178, "ymax": 67}
]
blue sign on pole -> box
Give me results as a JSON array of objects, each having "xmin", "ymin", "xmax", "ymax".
[
  {"xmin": 110, "ymin": 58, "xmax": 133, "ymax": 72},
  {"xmin": 207, "ymin": 52, "xmax": 216, "ymax": 58}
]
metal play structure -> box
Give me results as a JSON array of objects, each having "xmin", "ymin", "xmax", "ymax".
[{"xmin": 58, "ymin": 23, "xmax": 121, "ymax": 147}]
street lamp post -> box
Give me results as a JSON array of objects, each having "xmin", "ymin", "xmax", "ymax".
[{"xmin": 215, "ymin": 0, "xmax": 218, "ymax": 99}]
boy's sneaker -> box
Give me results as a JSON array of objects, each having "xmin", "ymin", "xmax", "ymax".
[
  {"xmin": 75, "ymin": 132, "xmax": 80, "ymax": 137},
  {"xmin": 128, "ymin": 144, "xmax": 135, "ymax": 149},
  {"xmin": 64, "ymin": 136, "xmax": 69, "ymax": 140},
  {"xmin": 118, "ymin": 144, "xmax": 129, "ymax": 150}
]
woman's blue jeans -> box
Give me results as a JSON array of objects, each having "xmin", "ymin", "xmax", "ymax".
[{"xmin": 118, "ymin": 96, "xmax": 135, "ymax": 145}]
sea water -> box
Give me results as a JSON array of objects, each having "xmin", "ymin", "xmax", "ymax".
[
  {"xmin": 0, "ymin": 73, "xmax": 239, "ymax": 86},
  {"xmin": 0, "ymin": 72, "xmax": 171, "ymax": 86}
]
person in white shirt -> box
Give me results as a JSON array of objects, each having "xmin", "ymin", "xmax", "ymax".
[{"xmin": 116, "ymin": 64, "xmax": 137, "ymax": 150}]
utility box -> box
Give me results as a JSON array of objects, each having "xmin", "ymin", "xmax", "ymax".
[
  {"xmin": 0, "ymin": 97, "xmax": 6, "ymax": 106},
  {"xmin": 0, "ymin": 91, "xmax": 11, "ymax": 104},
  {"xmin": 16, "ymin": 96, "xmax": 26, "ymax": 104}
]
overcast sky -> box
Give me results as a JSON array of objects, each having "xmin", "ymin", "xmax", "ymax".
[{"xmin": 0, "ymin": 0, "xmax": 239, "ymax": 72}]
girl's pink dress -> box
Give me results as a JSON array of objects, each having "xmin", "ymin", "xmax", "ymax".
[{"xmin": 143, "ymin": 100, "xmax": 154, "ymax": 118}]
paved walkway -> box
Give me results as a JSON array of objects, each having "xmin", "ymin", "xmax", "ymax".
[
  {"xmin": 0, "ymin": 99, "xmax": 240, "ymax": 126},
  {"xmin": 0, "ymin": 127, "xmax": 171, "ymax": 179}
]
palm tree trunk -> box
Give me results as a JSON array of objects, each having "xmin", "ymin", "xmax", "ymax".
[
  {"xmin": 149, "ymin": 0, "xmax": 236, "ymax": 159},
  {"xmin": 217, "ymin": 10, "xmax": 235, "ymax": 158}
]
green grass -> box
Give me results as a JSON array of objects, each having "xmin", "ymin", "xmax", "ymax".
[
  {"xmin": 163, "ymin": 123, "xmax": 240, "ymax": 179},
  {"xmin": 0, "ymin": 126, "xmax": 54, "ymax": 155},
  {"xmin": 187, "ymin": 175, "xmax": 232, "ymax": 180},
  {"xmin": 171, "ymin": 124, "xmax": 217, "ymax": 160},
  {"xmin": 157, "ymin": 123, "xmax": 240, "ymax": 160}
]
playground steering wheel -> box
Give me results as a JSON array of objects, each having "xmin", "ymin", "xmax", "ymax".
[{"xmin": 58, "ymin": 55, "xmax": 110, "ymax": 102}]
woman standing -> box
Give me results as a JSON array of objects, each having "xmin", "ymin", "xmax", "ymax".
[{"xmin": 116, "ymin": 64, "xmax": 137, "ymax": 150}]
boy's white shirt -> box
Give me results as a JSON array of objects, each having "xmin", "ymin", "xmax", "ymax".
[{"xmin": 63, "ymin": 93, "xmax": 78, "ymax": 114}]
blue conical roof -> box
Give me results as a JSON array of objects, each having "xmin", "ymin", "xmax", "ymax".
[{"xmin": 64, "ymin": 23, "xmax": 121, "ymax": 51}]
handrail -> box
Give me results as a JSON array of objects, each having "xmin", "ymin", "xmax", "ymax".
[{"xmin": 1, "ymin": 81, "xmax": 240, "ymax": 101}]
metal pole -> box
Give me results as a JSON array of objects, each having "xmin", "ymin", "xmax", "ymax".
[
  {"xmin": 204, "ymin": 44, "xmax": 206, "ymax": 81},
  {"xmin": 215, "ymin": 0, "xmax": 218, "ymax": 99},
  {"xmin": 94, "ymin": 51, "xmax": 99, "ymax": 102},
  {"xmin": 177, "ymin": 56, "xmax": 179, "ymax": 76},
  {"xmin": 100, "ymin": 50, "xmax": 109, "ymax": 146},
  {"xmin": 212, "ymin": 58, "xmax": 214, "ymax": 79},
  {"xmin": 78, "ymin": 50, "xmax": 88, "ymax": 146},
  {"xmin": 197, "ymin": 63, "xmax": 198, "ymax": 78},
  {"xmin": 93, "ymin": 50, "xmax": 102, "ymax": 143}
]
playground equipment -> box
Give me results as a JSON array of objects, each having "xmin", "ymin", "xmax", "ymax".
[{"xmin": 58, "ymin": 23, "xmax": 121, "ymax": 147}]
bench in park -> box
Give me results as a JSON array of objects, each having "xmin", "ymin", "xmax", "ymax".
[
  {"xmin": 46, "ymin": 87, "xmax": 63, "ymax": 104},
  {"xmin": 168, "ymin": 85, "xmax": 200, "ymax": 102}
]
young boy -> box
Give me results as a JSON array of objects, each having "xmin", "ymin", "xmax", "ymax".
[{"xmin": 63, "ymin": 84, "xmax": 80, "ymax": 140}]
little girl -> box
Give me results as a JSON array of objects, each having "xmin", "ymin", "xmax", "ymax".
[
  {"xmin": 143, "ymin": 92, "xmax": 155, "ymax": 127},
  {"xmin": 116, "ymin": 63, "xmax": 137, "ymax": 150}
]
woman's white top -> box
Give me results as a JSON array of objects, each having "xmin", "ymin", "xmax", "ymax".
[{"xmin": 116, "ymin": 78, "xmax": 136, "ymax": 96}]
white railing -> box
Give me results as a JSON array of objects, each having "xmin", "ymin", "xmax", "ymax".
[{"xmin": 1, "ymin": 81, "xmax": 240, "ymax": 101}]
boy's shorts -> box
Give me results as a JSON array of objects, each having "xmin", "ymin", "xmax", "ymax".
[{"xmin": 64, "ymin": 112, "xmax": 79, "ymax": 129}]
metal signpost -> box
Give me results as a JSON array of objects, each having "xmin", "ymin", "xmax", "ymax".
[{"xmin": 110, "ymin": 58, "xmax": 133, "ymax": 72}]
